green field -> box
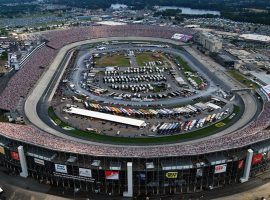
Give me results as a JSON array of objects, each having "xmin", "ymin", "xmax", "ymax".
[
  {"xmin": 175, "ymin": 56, "xmax": 194, "ymax": 72},
  {"xmin": 175, "ymin": 56, "xmax": 203, "ymax": 85},
  {"xmin": 96, "ymin": 54, "xmax": 130, "ymax": 67},
  {"xmin": 228, "ymin": 70, "xmax": 259, "ymax": 89},
  {"xmin": 0, "ymin": 110, "xmax": 8, "ymax": 122},
  {"xmin": 136, "ymin": 52, "xmax": 165, "ymax": 66},
  {"xmin": 48, "ymin": 105, "xmax": 240, "ymax": 144}
]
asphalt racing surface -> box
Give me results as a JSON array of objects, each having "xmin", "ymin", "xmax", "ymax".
[{"xmin": 24, "ymin": 37, "xmax": 258, "ymax": 149}]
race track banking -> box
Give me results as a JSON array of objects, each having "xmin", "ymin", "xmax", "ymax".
[{"xmin": 24, "ymin": 37, "xmax": 258, "ymax": 148}]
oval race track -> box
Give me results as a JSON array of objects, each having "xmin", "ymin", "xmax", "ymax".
[{"xmin": 24, "ymin": 36, "xmax": 258, "ymax": 151}]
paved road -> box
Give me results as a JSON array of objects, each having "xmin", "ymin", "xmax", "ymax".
[
  {"xmin": 24, "ymin": 37, "xmax": 258, "ymax": 150},
  {"xmin": 183, "ymin": 46, "xmax": 258, "ymax": 138},
  {"xmin": 0, "ymin": 167, "xmax": 68, "ymax": 200}
]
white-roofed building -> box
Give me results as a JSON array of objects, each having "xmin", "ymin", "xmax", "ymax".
[
  {"xmin": 65, "ymin": 107, "xmax": 147, "ymax": 127},
  {"xmin": 239, "ymin": 34, "xmax": 270, "ymax": 43},
  {"xmin": 199, "ymin": 32, "xmax": 222, "ymax": 52}
]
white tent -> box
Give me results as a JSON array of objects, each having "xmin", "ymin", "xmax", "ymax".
[{"xmin": 65, "ymin": 107, "xmax": 146, "ymax": 127}]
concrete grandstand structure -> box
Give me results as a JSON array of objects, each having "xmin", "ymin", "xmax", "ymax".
[{"xmin": 0, "ymin": 25, "xmax": 270, "ymax": 198}]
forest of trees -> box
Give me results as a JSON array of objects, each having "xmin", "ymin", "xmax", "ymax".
[
  {"xmin": 221, "ymin": 8, "xmax": 270, "ymax": 25},
  {"xmin": 0, "ymin": 0, "xmax": 269, "ymax": 25},
  {"xmin": 48, "ymin": 0, "xmax": 270, "ymax": 10}
]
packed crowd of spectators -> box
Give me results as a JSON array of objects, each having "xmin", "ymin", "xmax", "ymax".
[
  {"xmin": 0, "ymin": 46, "xmax": 56, "ymax": 111},
  {"xmin": 0, "ymin": 25, "xmax": 195, "ymax": 111},
  {"xmin": 44, "ymin": 25, "xmax": 196, "ymax": 49},
  {"xmin": 0, "ymin": 102, "xmax": 269, "ymax": 158},
  {"xmin": 0, "ymin": 24, "xmax": 268, "ymax": 157}
]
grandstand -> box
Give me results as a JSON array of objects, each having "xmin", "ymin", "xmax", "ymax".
[
  {"xmin": 0, "ymin": 25, "xmax": 196, "ymax": 112},
  {"xmin": 0, "ymin": 25, "xmax": 269, "ymax": 198}
]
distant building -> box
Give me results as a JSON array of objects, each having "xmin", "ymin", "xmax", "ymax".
[
  {"xmin": 91, "ymin": 16, "xmax": 102, "ymax": 22},
  {"xmin": 215, "ymin": 53, "xmax": 236, "ymax": 68},
  {"xmin": 251, "ymin": 72, "xmax": 270, "ymax": 86},
  {"xmin": 8, "ymin": 53, "xmax": 19, "ymax": 70},
  {"xmin": 199, "ymin": 32, "xmax": 222, "ymax": 53},
  {"xmin": 239, "ymin": 34, "xmax": 270, "ymax": 43}
]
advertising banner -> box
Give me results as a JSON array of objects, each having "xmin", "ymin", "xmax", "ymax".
[
  {"xmin": 238, "ymin": 160, "xmax": 244, "ymax": 170},
  {"xmin": 34, "ymin": 158, "xmax": 45, "ymax": 165},
  {"xmin": 165, "ymin": 172, "xmax": 178, "ymax": 179},
  {"xmin": 105, "ymin": 170, "xmax": 119, "ymax": 180},
  {"xmin": 55, "ymin": 164, "xmax": 67, "ymax": 173},
  {"xmin": 252, "ymin": 154, "xmax": 263, "ymax": 165},
  {"xmin": 0, "ymin": 146, "xmax": 5, "ymax": 155},
  {"xmin": 214, "ymin": 164, "xmax": 227, "ymax": 174},
  {"xmin": 53, "ymin": 172, "xmax": 95, "ymax": 182},
  {"xmin": 10, "ymin": 151, "xmax": 19, "ymax": 160},
  {"xmin": 267, "ymin": 151, "xmax": 270, "ymax": 160},
  {"xmin": 79, "ymin": 168, "xmax": 92, "ymax": 177},
  {"xmin": 139, "ymin": 172, "xmax": 146, "ymax": 181},
  {"xmin": 196, "ymin": 168, "xmax": 203, "ymax": 177}
]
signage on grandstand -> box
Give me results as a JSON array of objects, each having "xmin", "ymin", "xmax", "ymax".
[
  {"xmin": 105, "ymin": 171, "xmax": 119, "ymax": 180},
  {"xmin": 238, "ymin": 160, "xmax": 244, "ymax": 170},
  {"xmin": 171, "ymin": 33, "xmax": 193, "ymax": 42},
  {"xmin": 214, "ymin": 164, "xmax": 227, "ymax": 174},
  {"xmin": 0, "ymin": 146, "xmax": 5, "ymax": 155},
  {"xmin": 267, "ymin": 151, "xmax": 270, "ymax": 160},
  {"xmin": 53, "ymin": 172, "xmax": 95, "ymax": 182},
  {"xmin": 34, "ymin": 158, "xmax": 45, "ymax": 165},
  {"xmin": 165, "ymin": 172, "xmax": 178, "ymax": 179},
  {"xmin": 55, "ymin": 164, "xmax": 67, "ymax": 173},
  {"xmin": 10, "ymin": 151, "xmax": 19, "ymax": 160},
  {"xmin": 139, "ymin": 173, "xmax": 146, "ymax": 181},
  {"xmin": 196, "ymin": 168, "xmax": 203, "ymax": 177},
  {"xmin": 79, "ymin": 168, "xmax": 92, "ymax": 178},
  {"xmin": 252, "ymin": 154, "xmax": 263, "ymax": 165}
]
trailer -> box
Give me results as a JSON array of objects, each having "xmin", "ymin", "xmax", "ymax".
[
  {"xmin": 184, "ymin": 121, "xmax": 192, "ymax": 131},
  {"xmin": 206, "ymin": 115, "xmax": 212, "ymax": 122},
  {"xmin": 200, "ymin": 117, "xmax": 206, "ymax": 127},
  {"xmin": 187, "ymin": 105, "xmax": 198, "ymax": 112},
  {"xmin": 189, "ymin": 119, "xmax": 197, "ymax": 130},
  {"xmin": 84, "ymin": 101, "xmax": 89, "ymax": 109},
  {"xmin": 215, "ymin": 113, "xmax": 220, "ymax": 121},
  {"xmin": 210, "ymin": 114, "xmax": 216, "ymax": 122},
  {"xmin": 207, "ymin": 102, "xmax": 221, "ymax": 110},
  {"xmin": 219, "ymin": 112, "xmax": 224, "ymax": 119},
  {"xmin": 196, "ymin": 119, "xmax": 203, "ymax": 128}
]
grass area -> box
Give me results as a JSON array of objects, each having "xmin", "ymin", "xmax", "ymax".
[
  {"xmin": 136, "ymin": 52, "xmax": 164, "ymax": 66},
  {"xmin": 0, "ymin": 116, "xmax": 8, "ymax": 122},
  {"xmin": 175, "ymin": 56, "xmax": 204, "ymax": 85},
  {"xmin": 191, "ymin": 75, "xmax": 203, "ymax": 85},
  {"xmin": 0, "ymin": 28, "xmax": 8, "ymax": 36},
  {"xmin": 96, "ymin": 54, "xmax": 130, "ymax": 67},
  {"xmin": 48, "ymin": 107, "xmax": 70, "ymax": 127},
  {"xmin": 153, "ymin": 85, "xmax": 166, "ymax": 93},
  {"xmin": 0, "ymin": 65, "xmax": 8, "ymax": 73},
  {"xmin": 175, "ymin": 56, "xmax": 194, "ymax": 72},
  {"xmin": 33, "ymin": 20, "xmax": 64, "ymax": 27},
  {"xmin": 0, "ymin": 111, "xmax": 8, "ymax": 122},
  {"xmin": 228, "ymin": 70, "xmax": 259, "ymax": 89},
  {"xmin": 48, "ymin": 105, "xmax": 240, "ymax": 144},
  {"xmin": 0, "ymin": 52, "xmax": 8, "ymax": 61}
]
